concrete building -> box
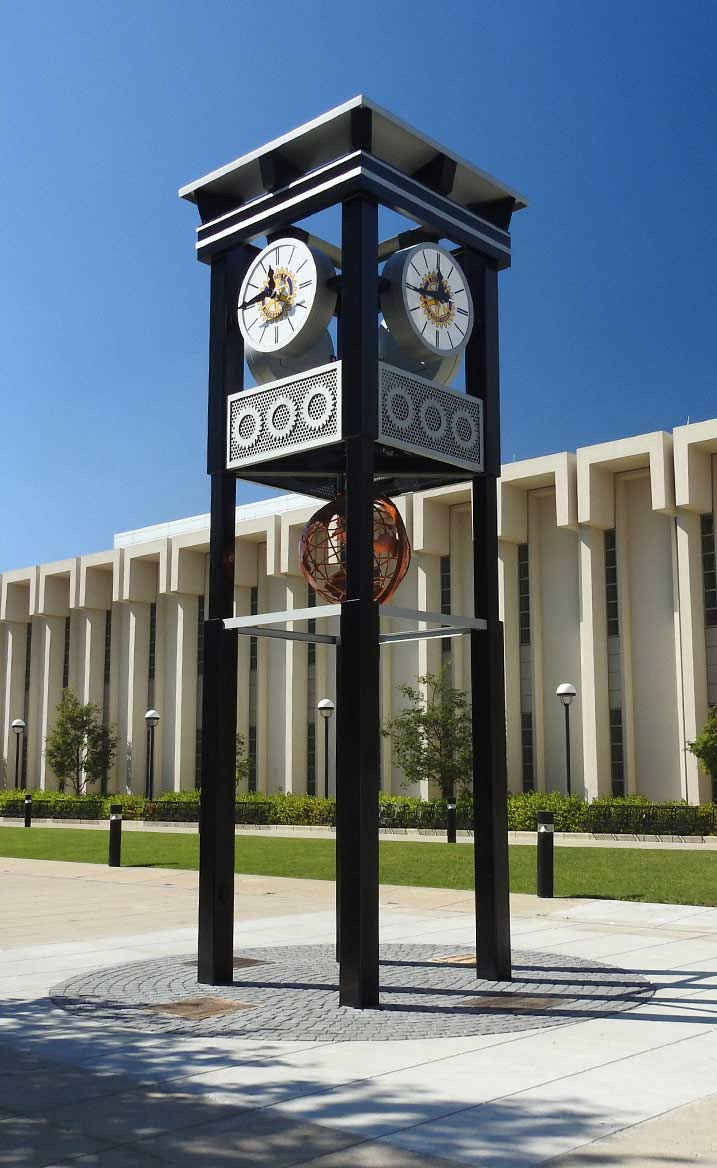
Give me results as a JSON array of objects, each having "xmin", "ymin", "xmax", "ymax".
[{"xmin": 2, "ymin": 419, "xmax": 716, "ymax": 802}]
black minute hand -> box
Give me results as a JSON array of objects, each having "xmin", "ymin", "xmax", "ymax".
[{"xmin": 239, "ymin": 266, "xmax": 275, "ymax": 311}]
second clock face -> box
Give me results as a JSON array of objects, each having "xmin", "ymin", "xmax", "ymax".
[
  {"xmin": 237, "ymin": 238, "xmax": 336, "ymax": 356},
  {"xmin": 381, "ymin": 244, "xmax": 474, "ymax": 360}
]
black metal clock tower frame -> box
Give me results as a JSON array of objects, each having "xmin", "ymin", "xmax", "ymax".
[{"xmin": 180, "ymin": 97, "xmax": 525, "ymax": 1007}]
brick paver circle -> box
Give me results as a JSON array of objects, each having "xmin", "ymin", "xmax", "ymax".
[{"xmin": 50, "ymin": 944, "xmax": 655, "ymax": 1041}]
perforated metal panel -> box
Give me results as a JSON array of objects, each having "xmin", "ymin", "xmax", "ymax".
[
  {"xmin": 227, "ymin": 362, "xmax": 341, "ymax": 469},
  {"xmin": 379, "ymin": 363, "xmax": 483, "ymax": 473}
]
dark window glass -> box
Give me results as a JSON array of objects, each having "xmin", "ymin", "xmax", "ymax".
[
  {"xmin": 147, "ymin": 602, "xmax": 157, "ymax": 707},
  {"xmin": 248, "ymin": 726, "xmax": 257, "ymax": 793},
  {"xmin": 518, "ymin": 544, "xmax": 530, "ymax": 646},
  {"xmin": 248, "ymin": 586, "xmax": 258, "ymax": 793},
  {"xmin": 440, "ymin": 555, "xmax": 452, "ymax": 664},
  {"xmin": 249, "ymin": 586, "xmax": 258, "ymax": 671},
  {"xmin": 197, "ymin": 596, "xmax": 205, "ymax": 677},
  {"xmin": 195, "ymin": 727, "xmax": 202, "ymax": 790},
  {"xmin": 308, "ymin": 585, "xmax": 316, "ymax": 668},
  {"xmin": 103, "ymin": 610, "xmax": 112, "ymax": 723},
  {"xmin": 609, "ymin": 707, "xmax": 625, "ymax": 796},
  {"xmin": 22, "ymin": 625, "xmax": 32, "ymax": 787},
  {"xmin": 307, "ymin": 585, "xmax": 317, "ymax": 793},
  {"xmin": 62, "ymin": 616, "xmax": 71, "ymax": 690},
  {"xmin": 307, "ymin": 722, "xmax": 316, "ymax": 796},
  {"xmin": 605, "ymin": 530, "xmax": 619, "ymax": 637},
  {"xmin": 701, "ymin": 515, "xmax": 717, "ymax": 628},
  {"xmin": 521, "ymin": 711, "xmax": 534, "ymax": 792}
]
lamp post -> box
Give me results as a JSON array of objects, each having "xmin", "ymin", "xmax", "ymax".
[
  {"xmin": 317, "ymin": 698, "xmax": 335, "ymax": 799},
  {"xmin": 144, "ymin": 710, "xmax": 160, "ymax": 800},
  {"xmin": 11, "ymin": 719, "xmax": 25, "ymax": 790},
  {"xmin": 556, "ymin": 683, "xmax": 576, "ymax": 797}
]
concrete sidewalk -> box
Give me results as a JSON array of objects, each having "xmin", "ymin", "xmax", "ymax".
[{"xmin": 2, "ymin": 858, "xmax": 717, "ymax": 1165}]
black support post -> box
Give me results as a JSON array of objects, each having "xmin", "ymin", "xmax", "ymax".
[
  {"xmin": 197, "ymin": 246, "xmax": 249, "ymax": 986},
  {"xmin": 463, "ymin": 249, "xmax": 512, "ymax": 982},
  {"xmin": 108, "ymin": 805, "xmax": 122, "ymax": 867},
  {"xmin": 337, "ymin": 196, "xmax": 380, "ymax": 1008},
  {"xmin": 536, "ymin": 811, "xmax": 555, "ymax": 898}
]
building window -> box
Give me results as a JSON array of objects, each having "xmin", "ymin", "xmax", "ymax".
[
  {"xmin": 22, "ymin": 624, "xmax": 32, "ymax": 787},
  {"xmin": 248, "ymin": 725, "xmax": 257, "ymax": 793},
  {"xmin": 518, "ymin": 544, "xmax": 530, "ymax": 646},
  {"xmin": 197, "ymin": 596, "xmax": 205, "ymax": 678},
  {"xmin": 307, "ymin": 721, "xmax": 316, "ymax": 797},
  {"xmin": 62, "ymin": 616, "xmax": 71, "ymax": 690},
  {"xmin": 103, "ymin": 610, "xmax": 112, "ymax": 723},
  {"xmin": 195, "ymin": 595, "xmax": 205, "ymax": 789},
  {"xmin": 248, "ymin": 586, "xmax": 258, "ymax": 792},
  {"xmin": 440, "ymin": 554, "xmax": 452, "ymax": 669},
  {"xmin": 307, "ymin": 586, "xmax": 317, "ymax": 795},
  {"xmin": 147, "ymin": 601, "xmax": 157, "ymax": 707},
  {"xmin": 605, "ymin": 529, "xmax": 619, "ymax": 637},
  {"xmin": 195, "ymin": 727, "xmax": 202, "ymax": 791},
  {"xmin": 521, "ymin": 711, "xmax": 534, "ymax": 792},
  {"xmin": 701, "ymin": 515, "xmax": 717, "ymax": 628},
  {"xmin": 609, "ymin": 707, "xmax": 625, "ymax": 796}
]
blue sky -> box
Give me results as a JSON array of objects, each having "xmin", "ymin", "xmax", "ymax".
[{"xmin": 1, "ymin": 0, "xmax": 715, "ymax": 570}]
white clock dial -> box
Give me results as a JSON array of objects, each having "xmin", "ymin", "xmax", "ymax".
[
  {"xmin": 380, "ymin": 244, "xmax": 474, "ymax": 361},
  {"xmin": 238, "ymin": 238, "xmax": 336, "ymax": 357},
  {"xmin": 378, "ymin": 319, "xmax": 460, "ymax": 387},
  {"xmin": 246, "ymin": 330, "xmax": 334, "ymax": 386}
]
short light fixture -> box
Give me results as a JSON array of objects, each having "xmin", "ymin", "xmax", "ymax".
[
  {"xmin": 11, "ymin": 718, "xmax": 26, "ymax": 791},
  {"xmin": 555, "ymin": 683, "xmax": 577, "ymax": 797},
  {"xmin": 144, "ymin": 709, "xmax": 160, "ymax": 800},
  {"xmin": 317, "ymin": 698, "xmax": 335, "ymax": 799}
]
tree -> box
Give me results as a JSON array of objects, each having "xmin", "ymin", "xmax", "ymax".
[
  {"xmin": 235, "ymin": 733, "xmax": 250, "ymax": 789},
  {"xmin": 688, "ymin": 706, "xmax": 717, "ymax": 798},
  {"xmin": 382, "ymin": 668, "xmax": 473, "ymax": 799},
  {"xmin": 44, "ymin": 689, "xmax": 117, "ymax": 795}
]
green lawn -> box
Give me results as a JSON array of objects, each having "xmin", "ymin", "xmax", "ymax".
[{"xmin": 2, "ymin": 826, "xmax": 717, "ymax": 905}]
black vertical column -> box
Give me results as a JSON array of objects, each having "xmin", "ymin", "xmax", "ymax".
[
  {"xmin": 337, "ymin": 196, "xmax": 380, "ymax": 1008},
  {"xmin": 463, "ymin": 248, "xmax": 512, "ymax": 982},
  {"xmin": 198, "ymin": 246, "xmax": 249, "ymax": 986}
]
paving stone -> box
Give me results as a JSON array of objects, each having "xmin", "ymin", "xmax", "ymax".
[{"xmin": 49, "ymin": 945, "xmax": 654, "ymax": 1042}]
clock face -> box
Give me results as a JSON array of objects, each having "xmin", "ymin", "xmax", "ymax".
[
  {"xmin": 238, "ymin": 238, "xmax": 336, "ymax": 357},
  {"xmin": 380, "ymin": 244, "xmax": 474, "ymax": 361}
]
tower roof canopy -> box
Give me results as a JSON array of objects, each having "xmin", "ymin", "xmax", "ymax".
[{"xmin": 179, "ymin": 95, "xmax": 527, "ymax": 218}]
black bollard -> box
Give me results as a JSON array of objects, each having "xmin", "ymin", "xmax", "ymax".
[
  {"xmin": 536, "ymin": 810, "xmax": 555, "ymax": 898},
  {"xmin": 24, "ymin": 795, "xmax": 32, "ymax": 829},
  {"xmin": 446, "ymin": 798, "xmax": 457, "ymax": 845},
  {"xmin": 108, "ymin": 804, "xmax": 123, "ymax": 867}
]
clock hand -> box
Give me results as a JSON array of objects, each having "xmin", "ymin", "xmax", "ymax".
[
  {"xmin": 405, "ymin": 281, "xmax": 451, "ymax": 304},
  {"xmin": 239, "ymin": 266, "xmax": 277, "ymax": 312}
]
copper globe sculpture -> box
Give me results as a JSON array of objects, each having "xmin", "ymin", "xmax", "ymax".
[{"xmin": 299, "ymin": 494, "xmax": 411, "ymax": 604}]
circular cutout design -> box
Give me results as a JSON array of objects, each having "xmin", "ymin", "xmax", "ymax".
[
  {"xmin": 231, "ymin": 405, "xmax": 262, "ymax": 449},
  {"xmin": 301, "ymin": 385, "xmax": 334, "ymax": 432},
  {"xmin": 50, "ymin": 944, "xmax": 655, "ymax": 1043},
  {"xmin": 267, "ymin": 396, "xmax": 297, "ymax": 440},
  {"xmin": 451, "ymin": 409, "xmax": 478, "ymax": 451},
  {"xmin": 386, "ymin": 385, "xmax": 415, "ymax": 430},
  {"xmin": 420, "ymin": 398, "xmax": 447, "ymax": 439}
]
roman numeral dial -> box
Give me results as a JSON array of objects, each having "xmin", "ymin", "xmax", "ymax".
[
  {"xmin": 380, "ymin": 244, "xmax": 474, "ymax": 363},
  {"xmin": 238, "ymin": 239, "xmax": 337, "ymax": 358}
]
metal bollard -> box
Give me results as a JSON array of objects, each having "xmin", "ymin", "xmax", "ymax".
[
  {"xmin": 24, "ymin": 794, "xmax": 32, "ymax": 829},
  {"xmin": 537, "ymin": 811, "xmax": 555, "ymax": 898},
  {"xmin": 108, "ymin": 804, "xmax": 123, "ymax": 867},
  {"xmin": 446, "ymin": 799, "xmax": 457, "ymax": 845}
]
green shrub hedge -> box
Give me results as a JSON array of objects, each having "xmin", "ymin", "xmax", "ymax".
[{"xmin": 1, "ymin": 788, "xmax": 715, "ymax": 834}]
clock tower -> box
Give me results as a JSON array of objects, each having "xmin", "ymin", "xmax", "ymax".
[{"xmin": 180, "ymin": 96, "xmax": 526, "ymax": 1008}]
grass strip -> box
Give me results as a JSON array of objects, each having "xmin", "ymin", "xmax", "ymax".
[{"xmin": 2, "ymin": 826, "xmax": 717, "ymax": 905}]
